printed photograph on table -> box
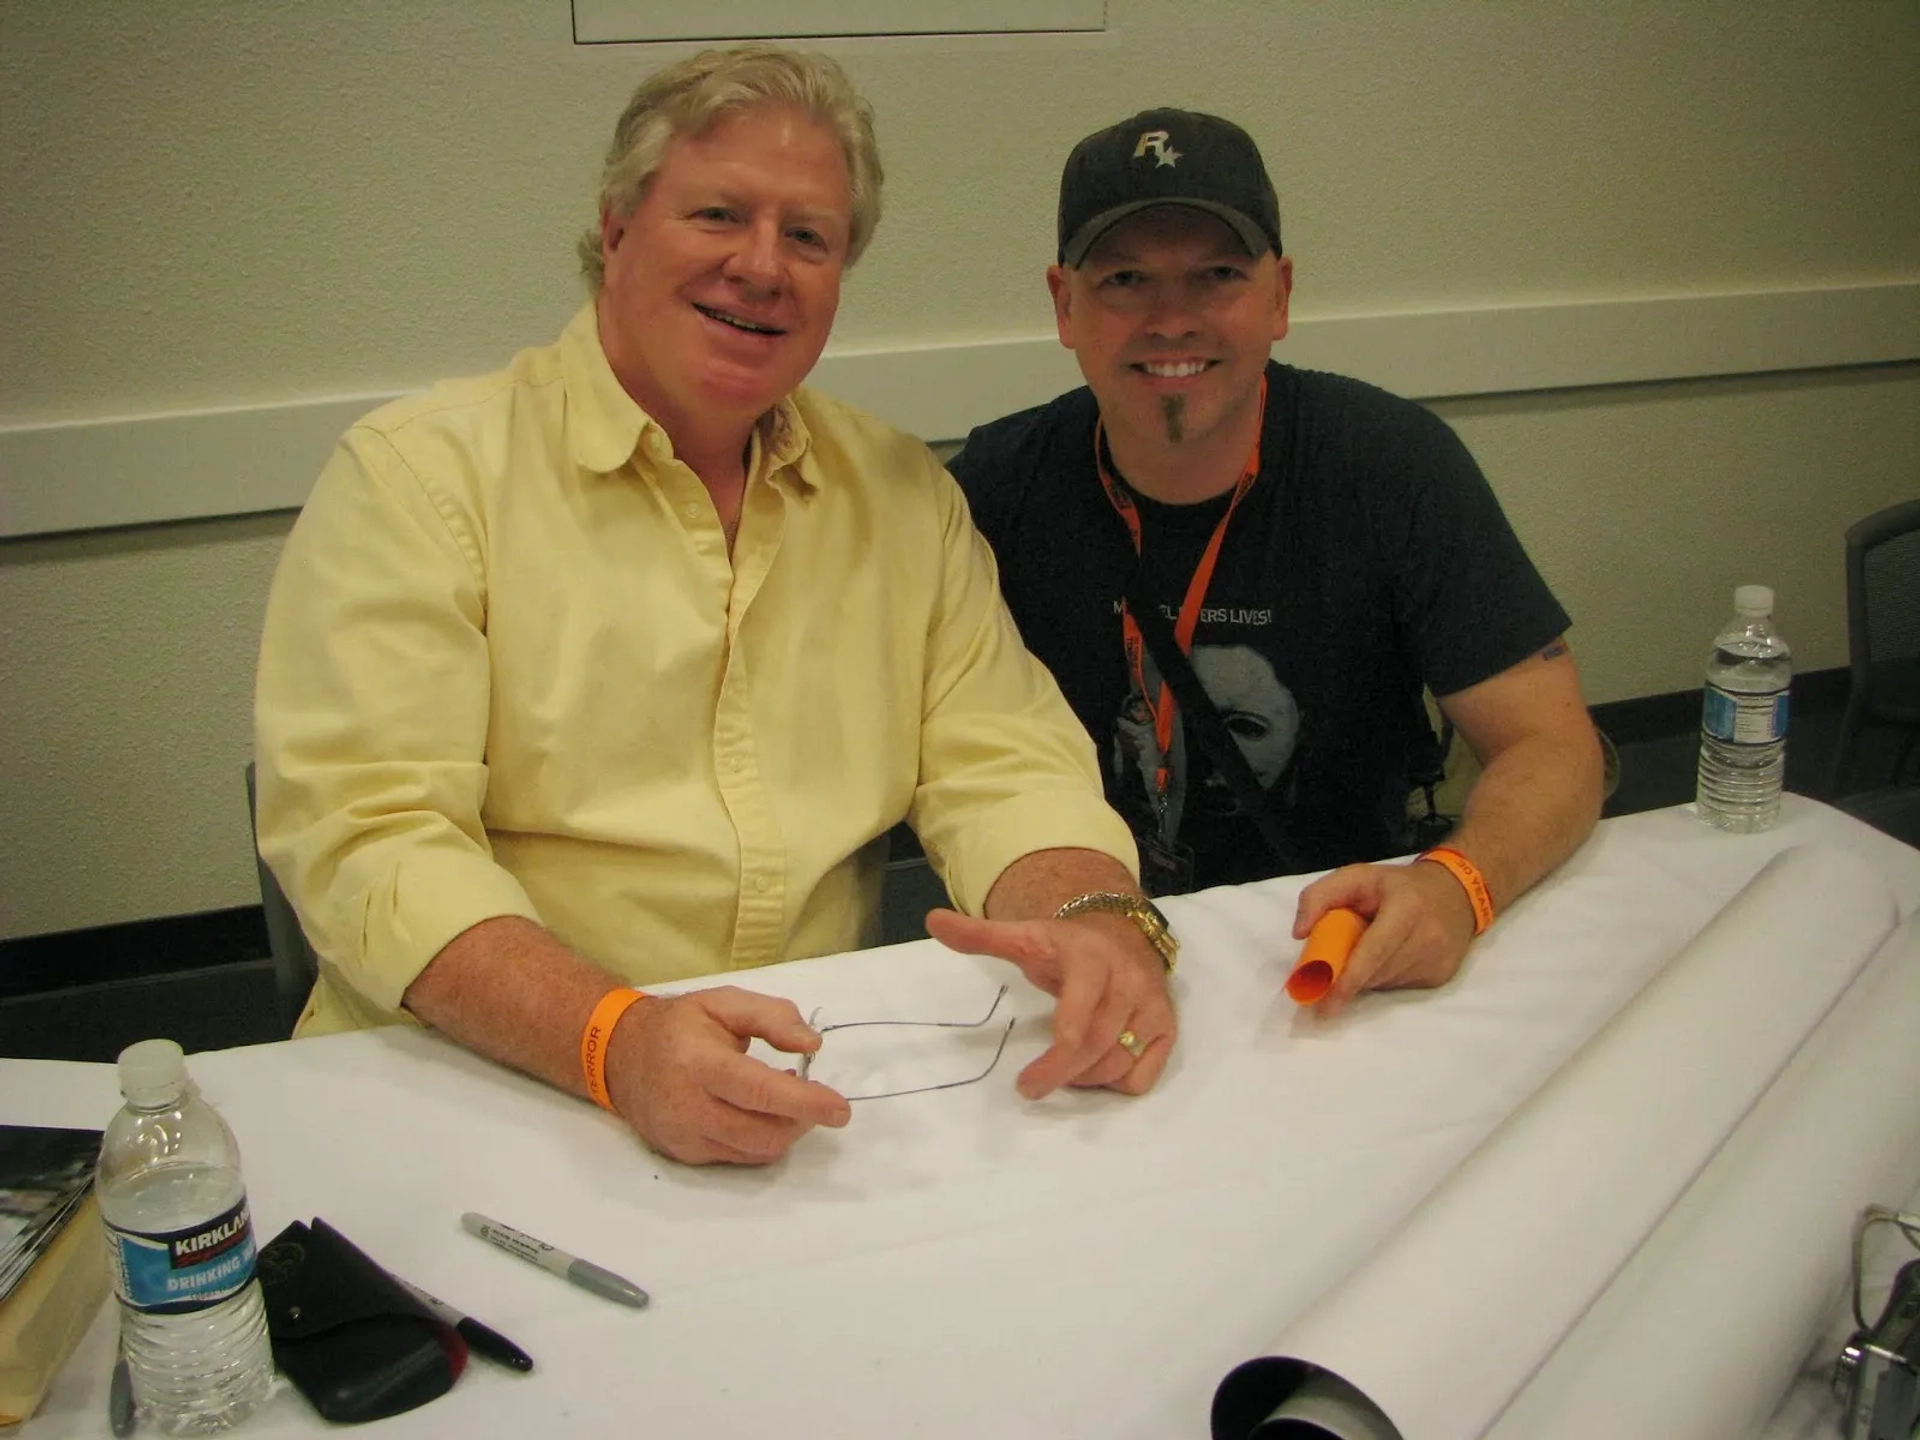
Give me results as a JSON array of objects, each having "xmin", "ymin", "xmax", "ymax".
[{"xmin": 0, "ymin": 1127, "xmax": 101, "ymax": 1304}]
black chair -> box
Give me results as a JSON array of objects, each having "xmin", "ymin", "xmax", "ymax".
[
  {"xmin": 1828, "ymin": 498, "xmax": 1920, "ymax": 798},
  {"xmin": 243, "ymin": 763, "xmax": 321, "ymax": 1036},
  {"xmin": 880, "ymin": 823, "xmax": 953, "ymax": 944}
]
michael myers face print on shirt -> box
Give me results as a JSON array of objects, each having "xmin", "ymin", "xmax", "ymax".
[{"xmin": 1111, "ymin": 639, "xmax": 1301, "ymax": 849}]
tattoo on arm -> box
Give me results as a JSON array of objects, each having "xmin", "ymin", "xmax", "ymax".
[{"xmin": 1539, "ymin": 641, "xmax": 1569, "ymax": 662}]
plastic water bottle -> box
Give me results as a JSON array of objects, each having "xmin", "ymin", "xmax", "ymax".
[
  {"xmin": 97, "ymin": 1039, "xmax": 275, "ymax": 1434},
  {"xmin": 1694, "ymin": 584, "xmax": 1792, "ymax": 832}
]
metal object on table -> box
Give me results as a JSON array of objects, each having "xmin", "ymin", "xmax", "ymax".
[
  {"xmin": 107, "ymin": 1342, "xmax": 135, "ymax": 1436},
  {"xmin": 1831, "ymin": 1206, "xmax": 1920, "ymax": 1440},
  {"xmin": 796, "ymin": 985, "xmax": 1014, "ymax": 1101}
]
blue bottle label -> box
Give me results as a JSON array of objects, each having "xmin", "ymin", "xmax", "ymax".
[
  {"xmin": 105, "ymin": 1197, "xmax": 257, "ymax": 1314},
  {"xmin": 1702, "ymin": 685, "xmax": 1789, "ymax": 745}
]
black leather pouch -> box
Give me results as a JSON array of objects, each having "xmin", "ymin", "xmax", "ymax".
[{"xmin": 258, "ymin": 1218, "xmax": 467, "ymax": 1424}]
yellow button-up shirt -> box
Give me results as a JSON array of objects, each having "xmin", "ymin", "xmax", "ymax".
[{"xmin": 255, "ymin": 307, "xmax": 1135, "ymax": 1035}]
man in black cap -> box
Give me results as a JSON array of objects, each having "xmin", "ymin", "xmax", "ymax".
[{"xmin": 949, "ymin": 109, "xmax": 1605, "ymax": 1013}]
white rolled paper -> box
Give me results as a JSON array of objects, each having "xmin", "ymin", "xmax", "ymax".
[
  {"xmin": 1482, "ymin": 907, "xmax": 1920, "ymax": 1440},
  {"xmin": 1213, "ymin": 844, "xmax": 1899, "ymax": 1440},
  {"xmin": 1257, "ymin": 1368, "xmax": 1404, "ymax": 1440}
]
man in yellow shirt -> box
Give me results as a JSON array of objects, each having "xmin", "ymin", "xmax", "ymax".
[{"xmin": 253, "ymin": 45, "xmax": 1175, "ymax": 1166}]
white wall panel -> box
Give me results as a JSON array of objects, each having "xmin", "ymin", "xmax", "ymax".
[{"xmin": 5, "ymin": 282, "xmax": 1915, "ymax": 540}]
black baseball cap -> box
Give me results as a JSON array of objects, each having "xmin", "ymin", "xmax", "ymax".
[{"xmin": 1057, "ymin": 108, "xmax": 1282, "ymax": 266}]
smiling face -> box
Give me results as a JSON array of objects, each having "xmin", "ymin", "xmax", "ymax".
[
  {"xmin": 1049, "ymin": 205, "xmax": 1291, "ymax": 469},
  {"xmin": 595, "ymin": 103, "xmax": 852, "ymax": 452}
]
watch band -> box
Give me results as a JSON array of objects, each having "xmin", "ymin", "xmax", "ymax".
[{"xmin": 1053, "ymin": 891, "xmax": 1179, "ymax": 972}]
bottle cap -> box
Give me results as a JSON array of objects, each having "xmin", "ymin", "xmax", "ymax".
[
  {"xmin": 117, "ymin": 1038, "xmax": 188, "ymax": 1107},
  {"xmin": 1733, "ymin": 584, "xmax": 1774, "ymax": 616}
]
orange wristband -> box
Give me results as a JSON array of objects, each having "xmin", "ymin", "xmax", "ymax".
[
  {"xmin": 581, "ymin": 988, "xmax": 648, "ymax": 1111},
  {"xmin": 1418, "ymin": 846, "xmax": 1495, "ymax": 936}
]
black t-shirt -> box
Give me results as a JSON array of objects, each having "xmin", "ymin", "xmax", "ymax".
[{"xmin": 949, "ymin": 361, "xmax": 1571, "ymax": 889}]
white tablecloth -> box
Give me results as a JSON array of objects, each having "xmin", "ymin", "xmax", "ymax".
[{"xmin": 5, "ymin": 798, "xmax": 1918, "ymax": 1438}]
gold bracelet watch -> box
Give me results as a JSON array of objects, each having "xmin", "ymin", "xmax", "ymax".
[{"xmin": 1052, "ymin": 891, "xmax": 1179, "ymax": 973}]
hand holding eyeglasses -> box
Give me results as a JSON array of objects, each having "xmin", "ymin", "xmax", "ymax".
[
  {"xmin": 923, "ymin": 907, "xmax": 1177, "ymax": 1099},
  {"xmin": 605, "ymin": 986, "xmax": 851, "ymax": 1166}
]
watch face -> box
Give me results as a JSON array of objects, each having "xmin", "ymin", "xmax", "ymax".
[
  {"xmin": 1055, "ymin": 892, "xmax": 1177, "ymax": 969},
  {"xmin": 1135, "ymin": 901, "xmax": 1177, "ymax": 965}
]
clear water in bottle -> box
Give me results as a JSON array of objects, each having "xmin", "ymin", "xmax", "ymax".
[
  {"xmin": 97, "ymin": 1039, "xmax": 275, "ymax": 1435},
  {"xmin": 1695, "ymin": 584, "xmax": 1791, "ymax": 833}
]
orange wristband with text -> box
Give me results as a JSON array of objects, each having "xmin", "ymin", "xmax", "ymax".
[
  {"xmin": 1418, "ymin": 846, "xmax": 1495, "ymax": 935},
  {"xmin": 581, "ymin": 988, "xmax": 648, "ymax": 1111}
]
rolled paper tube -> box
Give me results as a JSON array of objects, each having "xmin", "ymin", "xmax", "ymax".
[
  {"xmin": 1211, "ymin": 844, "xmax": 1899, "ymax": 1440},
  {"xmin": 1287, "ymin": 908, "xmax": 1368, "ymax": 1005}
]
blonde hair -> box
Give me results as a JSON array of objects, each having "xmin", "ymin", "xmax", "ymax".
[{"xmin": 577, "ymin": 43, "xmax": 883, "ymax": 287}]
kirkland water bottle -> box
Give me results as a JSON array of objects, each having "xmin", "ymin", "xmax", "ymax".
[
  {"xmin": 97, "ymin": 1039, "xmax": 275, "ymax": 1434},
  {"xmin": 1694, "ymin": 584, "xmax": 1792, "ymax": 832}
]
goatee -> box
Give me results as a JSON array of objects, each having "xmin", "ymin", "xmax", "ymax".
[{"xmin": 1161, "ymin": 395, "xmax": 1186, "ymax": 444}]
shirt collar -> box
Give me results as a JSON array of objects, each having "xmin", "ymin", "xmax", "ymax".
[
  {"xmin": 755, "ymin": 392, "xmax": 817, "ymax": 494},
  {"xmin": 560, "ymin": 303, "xmax": 816, "ymax": 490}
]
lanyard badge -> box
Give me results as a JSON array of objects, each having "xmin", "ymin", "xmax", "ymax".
[{"xmin": 1094, "ymin": 377, "xmax": 1266, "ymax": 838}]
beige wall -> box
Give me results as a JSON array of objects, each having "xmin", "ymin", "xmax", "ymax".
[
  {"xmin": 1438, "ymin": 364, "xmax": 1920, "ymax": 702},
  {"xmin": 3, "ymin": 2, "xmax": 1917, "ymax": 938},
  {"xmin": 0, "ymin": 516, "xmax": 292, "ymax": 939}
]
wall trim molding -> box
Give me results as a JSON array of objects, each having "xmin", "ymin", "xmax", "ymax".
[
  {"xmin": 3, "ymin": 280, "xmax": 1916, "ymax": 540},
  {"xmin": 1589, "ymin": 665, "xmax": 1850, "ymax": 745}
]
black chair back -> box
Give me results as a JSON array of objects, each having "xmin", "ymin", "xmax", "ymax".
[
  {"xmin": 243, "ymin": 762, "xmax": 321, "ymax": 1036},
  {"xmin": 1831, "ymin": 497, "xmax": 1920, "ymax": 795}
]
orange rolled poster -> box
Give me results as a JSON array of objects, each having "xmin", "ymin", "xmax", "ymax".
[{"xmin": 1286, "ymin": 907, "xmax": 1368, "ymax": 1005}]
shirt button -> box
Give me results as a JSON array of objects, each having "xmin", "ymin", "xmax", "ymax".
[
  {"xmin": 682, "ymin": 502, "xmax": 701, "ymax": 520},
  {"xmin": 753, "ymin": 875, "xmax": 772, "ymax": 893}
]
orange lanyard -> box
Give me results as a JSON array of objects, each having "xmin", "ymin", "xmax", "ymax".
[{"xmin": 1094, "ymin": 378, "xmax": 1265, "ymax": 804}]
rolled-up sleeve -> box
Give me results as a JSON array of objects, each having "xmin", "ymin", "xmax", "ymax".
[
  {"xmin": 253, "ymin": 426, "xmax": 541, "ymax": 1020},
  {"xmin": 908, "ymin": 467, "xmax": 1139, "ymax": 915}
]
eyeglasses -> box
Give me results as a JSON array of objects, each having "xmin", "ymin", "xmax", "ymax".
[
  {"xmin": 1849, "ymin": 1204, "xmax": 1920, "ymax": 1331},
  {"xmin": 796, "ymin": 985, "xmax": 1015, "ymax": 1102}
]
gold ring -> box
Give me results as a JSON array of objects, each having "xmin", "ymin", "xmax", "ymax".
[{"xmin": 1117, "ymin": 1029, "xmax": 1147, "ymax": 1060}]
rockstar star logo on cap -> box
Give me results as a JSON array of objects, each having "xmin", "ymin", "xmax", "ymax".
[{"xmin": 1133, "ymin": 130, "xmax": 1181, "ymax": 167}]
